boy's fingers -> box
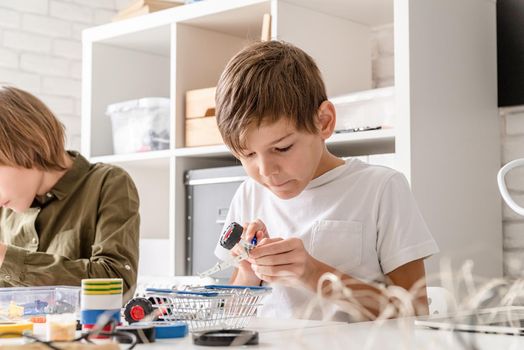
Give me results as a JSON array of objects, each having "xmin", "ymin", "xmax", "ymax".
[
  {"xmin": 257, "ymin": 237, "xmax": 283, "ymax": 246},
  {"xmin": 250, "ymin": 239, "xmax": 293, "ymax": 258},
  {"xmin": 230, "ymin": 244, "xmax": 242, "ymax": 257},
  {"xmin": 255, "ymin": 230, "xmax": 267, "ymax": 241},
  {"xmin": 252, "ymin": 263, "xmax": 297, "ymax": 277},
  {"xmin": 242, "ymin": 222, "xmax": 255, "ymax": 241},
  {"xmin": 243, "ymin": 219, "xmax": 266, "ymax": 241},
  {"xmin": 254, "ymin": 251, "xmax": 298, "ymax": 266}
]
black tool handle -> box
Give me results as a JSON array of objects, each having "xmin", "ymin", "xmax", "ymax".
[{"xmin": 220, "ymin": 222, "xmax": 243, "ymax": 250}]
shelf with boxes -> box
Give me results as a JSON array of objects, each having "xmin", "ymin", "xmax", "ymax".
[
  {"xmin": 83, "ymin": 0, "xmax": 502, "ymax": 280},
  {"xmin": 184, "ymin": 87, "xmax": 221, "ymax": 147},
  {"xmin": 174, "ymin": 128, "xmax": 396, "ymax": 159},
  {"xmin": 179, "ymin": 85, "xmax": 396, "ymax": 156}
]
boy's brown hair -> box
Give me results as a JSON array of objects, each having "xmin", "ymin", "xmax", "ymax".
[
  {"xmin": 0, "ymin": 85, "xmax": 67, "ymax": 170},
  {"xmin": 216, "ymin": 41, "xmax": 327, "ymax": 155}
]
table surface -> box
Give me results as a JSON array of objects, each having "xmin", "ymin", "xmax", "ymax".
[
  {"xmin": 136, "ymin": 316, "xmax": 524, "ymax": 350},
  {"xmin": 3, "ymin": 316, "xmax": 524, "ymax": 350}
]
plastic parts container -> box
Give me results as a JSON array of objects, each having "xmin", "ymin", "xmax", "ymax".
[
  {"xmin": 106, "ymin": 97, "xmax": 170, "ymax": 154},
  {"xmin": 0, "ymin": 286, "xmax": 80, "ymax": 321}
]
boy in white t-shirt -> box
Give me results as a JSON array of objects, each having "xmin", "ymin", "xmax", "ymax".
[{"xmin": 214, "ymin": 41, "xmax": 439, "ymax": 320}]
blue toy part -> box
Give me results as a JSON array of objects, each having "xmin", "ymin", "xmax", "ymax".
[
  {"xmin": 135, "ymin": 321, "xmax": 188, "ymax": 339},
  {"xmin": 204, "ymin": 284, "xmax": 272, "ymax": 291},
  {"xmin": 145, "ymin": 288, "xmax": 219, "ymax": 297},
  {"xmin": 172, "ymin": 290, "xmax": 219, "ymax": 297},
  {"xmin": 144, "ymin": 288, "xmax": 175, "ymax": 294},
  {"xmin": 80, "ymin": 309, "xmax": 121, "ymax": 325},
  {"xmin": 22, "ymin": 300, "xmax": 49, "ymax": 315}
]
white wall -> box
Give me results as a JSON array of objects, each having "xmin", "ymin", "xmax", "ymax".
[{"xmin": 0, "ymin": 0, "xmax": 132, "ymax": 150}]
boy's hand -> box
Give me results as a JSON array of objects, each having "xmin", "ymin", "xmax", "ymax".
[
  {"xmin": 243, "ymin": 219, "xmax": 270, "ymax": 244},
  {"xmin": 249, "ymin": 237, "xmax": 317, "ymax": 285},
  {"xmin": 230, "ymin": 219, "xmax": 270, "ymax": 283}
]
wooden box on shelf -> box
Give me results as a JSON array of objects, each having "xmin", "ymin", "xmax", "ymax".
[
  {"xmin": 185, "ymin": 116, "xmax": 223, "ymax": 147},
  {"xmin": 185, "ymin": 87, "xmax": 223, "ymax": 147},
  {"xmin": 185, "ymin": 87, "xmax": 216, "ymax": 119}
]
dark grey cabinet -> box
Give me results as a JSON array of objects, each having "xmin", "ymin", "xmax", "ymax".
[{"xmin": 185, "ymin": 166, "xmax": 247, "ymax": 281}]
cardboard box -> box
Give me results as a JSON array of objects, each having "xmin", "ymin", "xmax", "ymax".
[
  {"xmin": 185, "ymin": 116, "xmax": 223, "ymax": 147},
  {"xmin": 185, "ymin": 87, "xmax": 216, "ymax": 119}
]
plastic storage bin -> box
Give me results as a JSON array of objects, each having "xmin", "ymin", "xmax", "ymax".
[
  {"xmin": 0, "ymin": 286, "xmax": 80, "ymax": 320},
  {"xmin": 106, "ymin": 97, "xmax": 170, "ymax": 154},
  {"xmin": 331, "ymin": 87, "xmax": 395, "ymax": 132}
]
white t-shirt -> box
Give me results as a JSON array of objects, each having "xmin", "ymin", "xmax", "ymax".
[{"xmin": 214, "ymin": 158, "xmax": 439, "ymax": 320}]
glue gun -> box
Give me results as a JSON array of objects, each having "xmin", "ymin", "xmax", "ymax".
[{"xmin": 199, "ymin": 222, "xmax": 257, "ymax": 278}]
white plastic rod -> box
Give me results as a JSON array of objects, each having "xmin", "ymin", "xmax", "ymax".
[{"xmin": 497, "ymin": 158, "xmax": 524, "ymax": 217}]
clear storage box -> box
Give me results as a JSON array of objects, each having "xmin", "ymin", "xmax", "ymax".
[
  {"xmin": 0, "ymin": 286, "xmax": 80, "ymax": 320},
  {"xmin": 331, "ymin": 87, "xmax": 395, "ymax": 132},
  {"xmin": 106, "ymin": 97, "xmax": 170, "ymax": 154}
]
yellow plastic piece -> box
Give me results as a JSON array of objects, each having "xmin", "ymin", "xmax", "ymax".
[
  {"xmin": 7, "ymin": 301, "xmax": 24, "ymax": 319},
  {"xmin": 0, "ymin": 321, "xmax": 33, "ymax": 337}
]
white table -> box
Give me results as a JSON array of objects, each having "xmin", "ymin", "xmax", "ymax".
[
  {"xmin": 138, "ymin": 317, "xmax": 524, "ymax": 350},
  {"xmin": 3, "ymin": 317, "xmax": 524, "ymax": 349}
]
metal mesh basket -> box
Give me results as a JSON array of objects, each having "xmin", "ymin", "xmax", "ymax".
[{"xmin": 145, "ymin": 285, "xmax": 271, "ymax": 332}]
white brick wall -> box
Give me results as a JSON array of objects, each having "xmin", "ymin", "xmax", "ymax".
[
  {"xmin": 0, "ymin": 0, "xmax": 132, "ymax": 150},
  {"xmin": 501, "ymin": 107, "xmax": 524, "ymax": 278}
]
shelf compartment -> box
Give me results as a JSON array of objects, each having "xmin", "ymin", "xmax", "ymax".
[
  {"xmin": 174, "ymin": 1, "xmax": 270, "ymax": 149},
  {"xmin": 84, "ymin": 25, "xmax": 171, "ymax": 158},
  {"xmin": 331, "ymin": 86, "xmax": 395, "ymax": 132}
]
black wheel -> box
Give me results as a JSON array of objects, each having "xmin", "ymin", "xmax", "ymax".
[{"xmin": 123, "ymin": 297, "xmax": 154, "ymax": 323}]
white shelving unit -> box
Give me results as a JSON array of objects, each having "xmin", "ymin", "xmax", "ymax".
[{"xmin": 82, "ymin": 0, "xmax": 502, "ymax": 279}]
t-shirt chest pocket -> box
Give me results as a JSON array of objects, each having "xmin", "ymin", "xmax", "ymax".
[{"xmin": 311, "ymin": 220, "xmax": 363, "ymax": 270}]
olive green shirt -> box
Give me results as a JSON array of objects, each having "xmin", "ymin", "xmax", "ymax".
[{"xmin": 0, "ymin": 151, "xmax": 139, "ymax": 300}]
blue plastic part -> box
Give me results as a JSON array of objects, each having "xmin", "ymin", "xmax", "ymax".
[
  {"xmin": 172, "ymin": 290, "xmax": 219, "ymax": 297},
  {"xmin": 80, "ymin": 309, "xmax": 121, "ymax": 325},
  {"xmin": 135, "ymin": 322, "xmax": 188, "ymax": 339},
  {"xmin": 204, "ymin": 284, "xmax": 272, "ymax": 291},
  {"xmin": 22, "ymin": 300, "xmax": 49, "ymax": 315},
  {"xmin": 145, "ymin": 288, "xmax": 219, "ymax": 297},
  {"xmin": 145, "ymin": 288, "xmax": 175, "ymax": 293}
]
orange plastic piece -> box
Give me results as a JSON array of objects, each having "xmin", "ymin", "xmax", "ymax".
[{"xmin": 29, "ymin": 315, "xmax": 47, "ymax": 323}]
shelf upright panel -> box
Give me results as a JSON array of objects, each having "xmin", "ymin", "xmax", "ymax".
[
  {"xmin": 398, "ymin": 0, "xmax": 501, "ymax": 278},
  {"xmin": 169, "ymin": 22, "xmax": 178, "ymax": 277},
  {"xmin": 85, "ymin": 25, "xmax": 171, "ymax": 158},
  {"xmin": 172, "ymin": 1, "xmax": 270, "ymax": 274}
]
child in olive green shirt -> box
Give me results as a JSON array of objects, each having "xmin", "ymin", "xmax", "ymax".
[{"xmin": 0, "ymin": 86, "xmax": 139, "ymax": 299}]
